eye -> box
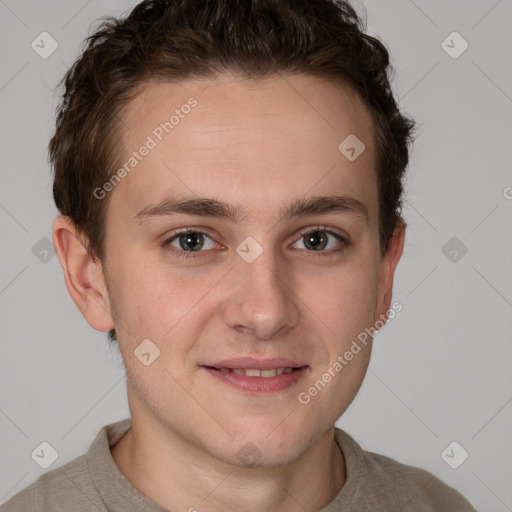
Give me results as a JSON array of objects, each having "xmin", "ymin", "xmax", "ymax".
[
  {"xmin": 293, "ymin": 227, "xmax": 348, "ymax": 253},
  {"xmin": 163, "ymin": 229, "xmax": 218, "ymax": 257},
  {"xmin": 162, "ymin": 226, "xmax": 349, "ymax": 260}
]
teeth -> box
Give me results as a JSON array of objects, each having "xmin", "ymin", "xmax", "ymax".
[{"xmin": 217, "ymin": 367, "xmax": 295, "ymax": 377}]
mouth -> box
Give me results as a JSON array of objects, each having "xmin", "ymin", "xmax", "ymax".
[
  {"xmin": 211, "ymin": 367, "xmax": 297, "ymax": 377},
  {"xmin": 201, "ymin": 358, "xmax": 309, "ymax": 393}
]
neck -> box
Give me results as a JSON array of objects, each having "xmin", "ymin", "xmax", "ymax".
[{"xmin": 111, "ymin": 420, "xmax": 346, "ymax": 512}]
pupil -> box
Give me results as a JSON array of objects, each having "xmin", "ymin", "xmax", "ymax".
[
  {"xmin": 305, "ymin": 231, "xmax": 327, "ymax": 250},
  {"xmin": 180, "ymin": 233, "xmax": 203, "ymax": 251}
]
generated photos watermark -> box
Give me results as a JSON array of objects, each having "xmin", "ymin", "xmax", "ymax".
[
  {"xmin": 93, "ymin": 97, "xmax": 198, "ymax": 200},
  {"xmin": 298, "ymin": 301, "xmax": 403, "ymax": 405}
]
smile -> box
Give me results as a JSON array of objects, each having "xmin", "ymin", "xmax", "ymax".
[
  {"xmin": 217, "ymin": 367, "xmax": 295, "ymax": 377},
  {"xmin": 202, "ymin": 364, "xmax": 309, "ymax": 393}
]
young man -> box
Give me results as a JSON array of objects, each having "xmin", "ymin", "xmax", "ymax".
[{"xmin": 1, "ymin": 0, "xmax": 477, "ymax": 510}]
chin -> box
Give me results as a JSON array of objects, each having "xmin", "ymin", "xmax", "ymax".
[
  {"xmin": 217, "ymin": 428, "xmax": 309, "ymax": 469},
  {"xmin": 222, "ymin": 443, "xmax": 302, "ymax": 469}
]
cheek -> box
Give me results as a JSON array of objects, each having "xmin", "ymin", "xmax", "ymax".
[
  {"xmin": 110, "ymin": 260, "xmax": 219, "ymax": 343},
  {"xmin": 302, "ymin": 259, "xmax": 379, "ymax": 343}
]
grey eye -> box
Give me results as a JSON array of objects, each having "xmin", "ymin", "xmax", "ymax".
[
  {"xmin": 294, "ymin": 230, "xmax": 343, "ymax": 251},
  {"xmin": 168, "ymin": 232, "xmax": 216, "ymax": 252}
]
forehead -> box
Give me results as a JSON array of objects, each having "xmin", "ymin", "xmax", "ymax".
[{"xmin": 110, "ymin": 73, "xmax": 378, "ymax": 223}]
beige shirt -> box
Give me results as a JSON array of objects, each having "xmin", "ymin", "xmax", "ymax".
[{"xmin": 0, "ymin": 418, "xmax": 477, "ymax": 511}]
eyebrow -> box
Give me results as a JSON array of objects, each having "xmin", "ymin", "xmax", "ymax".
[{"xmin": 134, "ymin": 194, "xmax": 369, "ymax": 224}]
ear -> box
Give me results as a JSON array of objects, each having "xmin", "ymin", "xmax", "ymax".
[
  {"xmin": 374, "ymin": 218, "xmax": 406, "ymax": 326},
  {"xmin": 52, "ymin": 215, "xmax": 114, "ymax": 332}
]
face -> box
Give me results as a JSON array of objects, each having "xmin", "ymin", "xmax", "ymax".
[{"xmin": 90, "ymin": 73, "xmax": 402, "ymax": 467}]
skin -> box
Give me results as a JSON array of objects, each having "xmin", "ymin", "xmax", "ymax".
[{"xmin": 53, "ymin": 73, "xmax": 405, "ymax": 511}]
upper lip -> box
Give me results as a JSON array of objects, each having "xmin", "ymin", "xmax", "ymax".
[{"xmin": 204, "ymin": 358, "xmax": 308, "ymax": 370}]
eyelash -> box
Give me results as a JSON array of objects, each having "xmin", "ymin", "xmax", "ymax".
[{"xmin": 161, "ymin": 225, "xmax": 350, "ymax": 260}]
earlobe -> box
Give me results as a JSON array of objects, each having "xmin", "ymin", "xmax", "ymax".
[
  {"xmin": 374, "ymin": 218, "xmax": 406, "ymax": 326},
  {"xmin": 52, "ymin": 215, "xmax": 114, "ymax": 332}
]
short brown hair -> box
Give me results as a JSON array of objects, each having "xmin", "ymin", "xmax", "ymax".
[{"xmin": 50, "ymin": 0, "xmax": 415, "ymax": 342}]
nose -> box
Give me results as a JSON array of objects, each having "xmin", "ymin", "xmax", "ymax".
[{"xmin": 222, "ymin": 248, "xmax": 300, "ymax": 340}]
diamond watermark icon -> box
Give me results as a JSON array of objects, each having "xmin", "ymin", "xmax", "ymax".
[
  {"xmin": 338, "ymin": 134, "xmax": 365, "ymax": 162},
  {"xmin": 31, "ymin": 441, "xmax": 59, "ymax": 469},
  {"xmin": 442, "ymin": 237, "xmax": 468, "ymax": 263},
  {"xmin": 441, "ymin": 441, "xmax": 469, "ymax": 469},
  {"xmin": 31, "ymin": 32, "xmax": 59, "ymax": 59},
  {"xmin": 236, "ymin": 236, "xmax": 263, "ymax": 263},
  {"xmin": 441, "ymin": 32, "xmax": 468, "ymax": 59},
  {"xmin": 134, "ymin": 338, "xmax": 161, "ymax": 366},
  {"xmin": 237, "ymin": 442, "xmax": 263, "ymax": 465},
  {"xmin": 32, "ymin": 236, "xmax": 56, "ymax": 263}
]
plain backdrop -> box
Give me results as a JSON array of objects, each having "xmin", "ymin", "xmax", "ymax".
[{"xmin": 0, "ymin": 0, "xmax": 511, "ymax": 510}]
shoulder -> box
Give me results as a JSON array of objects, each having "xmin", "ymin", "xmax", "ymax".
[
  {"xmin": 0, "ymin": 419, "xmax": 133, "ymax": 512},
  {"xmin": 335, "ymin": 428, "xmax": 477, "ymax": 511},
  {"xmin": 364, "ymin": 449, "xmax": 476, "ymax": 510},
  {"xmin": 1, "ymin": 419, "xmax": 131, "ymax": 511},
  {"xmin": 0, "ymin": 453, "xmax": 106, "ymax": 512}
]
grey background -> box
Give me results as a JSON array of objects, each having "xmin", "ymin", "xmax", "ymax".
[{"xmin": 0, "ymin": 0, "xmax": 511, "ymax": 509}]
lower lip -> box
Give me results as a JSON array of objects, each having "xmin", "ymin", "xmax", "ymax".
[{"xmin": 202, "ymin": 367, "xmax": 308, "ymax": 393}]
